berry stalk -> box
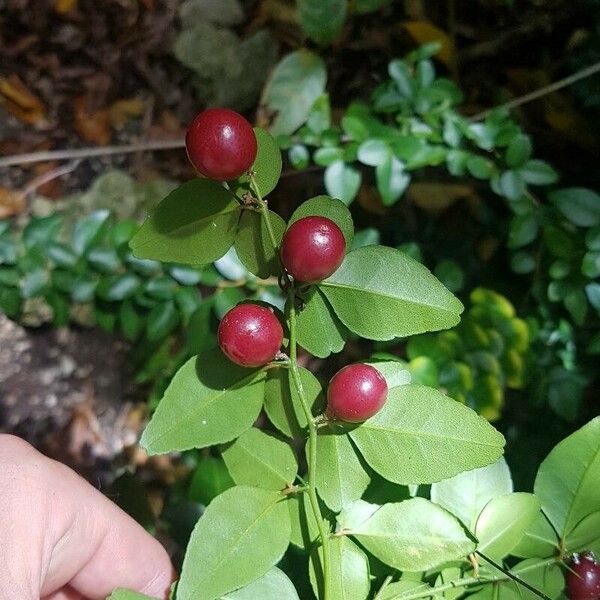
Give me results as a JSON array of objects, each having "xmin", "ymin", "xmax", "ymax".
[
  {"xmin": 375, "ymin": 556, "xmax": 559, "ymax": 600},
  {"xmin": 287, "ymin": 285, "xmax": 332, "ymax": 600},
  {"xmin": 248, "ymin": 174, "xmax": 332, "ymax": 599}
]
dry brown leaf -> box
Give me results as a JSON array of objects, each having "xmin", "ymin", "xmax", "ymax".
[
  {"xmin": 73, "ymin": 96, "xmax": 110, "ymax": 145},
  {"xmin": 407, "ymin": 182, "xmax": 473, "ymax": 212},
  {"xmin": 356, "ymin": 185, "xmax": 389, "ymax": 216},
  {"xmin": 478, "ymin": 235, "xmax": 500, "ymax": 262},
  {"xmin": 54, "ymin": 0, "xmax": 78, "ymax": 13},
  {"xmin": 0, "ymin": 74, "xmax": 46, "ymax": 125},
  {"xmin": 109, "ymin": 97, "xmax": 146, "ymax": 130},
  {"xmin": 0, "ymin": 187, "xmax": 25, "ymax": 218},
  {"xmin": 33, "ymin": 161, "xmax": 63, "ymax": 199},
  {"xmin": 403, "ymin": 21, "xmax": 455, "ymax": 68}
]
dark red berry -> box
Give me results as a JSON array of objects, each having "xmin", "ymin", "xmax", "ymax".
[
  {"xmin": 280, "ymin": 216, "xmax": 346, "ymax": 283},
  {"xmin": 186, "ymin": 108, "xmax": 257, "ymax": 181},
  {"xmin": 218, "ymin": 304, "xmax": 283, "ymax": 368},
  {"xmin": 326, "ymin": 364, "xmax": 388, "ymax": 423},
  {"xmin": 566, "ymin": 553, "xmax": 600, "ymax": 600}
]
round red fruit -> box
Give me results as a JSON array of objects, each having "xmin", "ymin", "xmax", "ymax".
[
  {"xmin": 326, "ymin": 364, "xmax": 388, "ymax": 423},
  {"xmin": 566, "ymin": 552, "xmax": 600, "ymax": 600},
  {"xmin": 186, "ymin": 108, "xmax": 257, "ymax": 181},
  {"xmin": 218, "ymin": 304, "xmax": 283, "ymax": 368},
  {"xmin": 280, "ymin": 216, "xmax": 346, "ymax": 283}
]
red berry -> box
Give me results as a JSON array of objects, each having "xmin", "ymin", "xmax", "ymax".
[
  {"xmin": 218, "ymin": 304, "xmax": 283, "ymax": 368},
  {"xmin": 566, "ymin": 553, "xmax": 600, "ymax": 600},
  {"xmin": 280, "ymin": 216, "xmax": 346, "ymax": 283},
  {"xmin": 186, "ymin": 108, "xmax": 257, "ymax": 181},
  {"xmin": 326, "ymin": 364, "xmax": 388, "ymax": 423}
]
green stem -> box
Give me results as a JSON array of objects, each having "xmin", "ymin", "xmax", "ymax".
[
  {"xmin": 287, "ymin": 286, "xmax": 332, "ymax": 600},
  {"xmin": 248, "ymin": 172, "xmax": 331, "ymax": 599},
  {"xmin": 383, "ymin": 557, "xmax": 559, "ymax": 600},
  {"xmin": 249, "ymin": 173, "xmax": 279, "ymax": 252}
]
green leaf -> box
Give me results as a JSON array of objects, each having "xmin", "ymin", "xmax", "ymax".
[
  {"xmin": 87, "ymin": 247, "xmax": 121, "ymax": 273},
  {"xmin": 586, "ymin": 282, "xmax": 600, "ymax": 311},
  {"xmin": 263, "ymin": 50, "xmax": 327, "ymax": 136},
  {"xmin": 141, "ymin": 351, "xmax": 266, "ymax": 454},
  {"xmin": 234, "ymin": 209, "xmax": 286, "ymax": 278},
  {"xmin": 307, "ymin": 93, "xmax": 332, "ymax": 134},
  {"xmin": 505, "ymin": 134, "xmax": 532, "ymax": 168},
  {"xmin": 72, "ymin": 209, "xmax": 111, "ymax": 256},
  {"xmin": 346, "ymin": 497, "xmax": 475, "ymax": 571},
  {"xmin": 376, "ymin": 156, "xmax": 410, "ymax": 206},
  {"xmin": 145, "ymin": 276, "xmax": 177, "ymax": 300},
  {"xmin": 430, "ymin": 458, "xmax": 513, "ymax": 531},
  {"xmin": 119, "ymin": 300, "xmax": 143, "ymax": 341},
  {"xmin": 187, "ymin": 299, "xmax": 218, "ymax": 354},
  {"xmin": 189, "ymin": 456, "xmax": 235, "ymax": 505},
  {"xmin": 221, "ymin": 567, "xmax": 299, "ymax": 599},
  {"xmin": 309, "ymin": 536, "xmax": 370, "ymax": 600},
  {"xmin": 474, "ymin": 493, "xmax": 540, "ymax": 559},
  {"xmin": 350, "ymin": 384, "xmax": 505, "ymax": 484},
  {"xmin": 388, "ymin": 60, "xmax": 415, "ymax": 98},
  {"xmin": 366, "ymin": 360, "xmax": 411, "ymax": 389},
  {"xmin": 297, "ymin": 287, "xmax": 348, "ymax": 358},
  {"xmin": 353, "ymin": 0, "xmax": 392, "ymax": 13},
  {"xmin": 499, "ymin": 170, "xmax": 526, "ymax": 201},
  {"xmin": 550, "ymin": 187, "xmax": 600, "ymax": 227},
  {"xmin": 169, "ymin": 265, "xmax": 201, "ymax": 286},
  {"xmin": 315, "ymin": 430, "xmax": 371, "ymax": 512},
  {"xmin": 0, "ymin": 286, "xmax": 21, "ymax": 317},
  {"xmin": 233, "ymin": 128, "xmax": 282, "ymax": 198},
  {"xmin": 321, "ymin": 245, "xmax": 464, "ymax": 341},
  {"xmin": 324, "ymin": 160, "xmax": 362, "ymax": 205},
  {"xmin": 289, "ymin": 195, "xmax": 354, "ymax": 248},
  {"xmin": 433, "ymin": 260, "xmax": 464, "ymax": 293},
  {"xmin": 511, "ymin": 510, "xmax": 559, "ymax": 559},
  {"xmin": 47, "ymin": 243, "xmax": 78, "ymax": 268},
  {"xmin": 520, "ymin": 160, "xmax": 559, "ymax": 185},
  {"xmin": 467, "ymin": 156, "xmax": 495, "ymax": 180},
  {"xmin": 508, "ymin": 214, "xmax": 539, "ymax": 249},
  {"xmin": 178, "ymin": 486, "xmax": 290, "ymax": 600},
  {"xmin": 96, "ymin": 273, "xmax": 141, "ymax": 302},
  {"xmin": 511, "ymin": 250, "xmax": 536, "ymax": 274},
  {"xmin": 534, "ymin": 416, "xmax": 600, "ymax": 539},
  {"xmin": 582, "ymin": 251, "xmax": 600, "ymax": 278},
  {"xmin": 106, "ymin": 590, "xmax": 156, "ymax": 600},
  {"xmin": 379, "ymin": 579, "xmax": 434, "ymax": 600},
  {"xmin": 130, "ymin": 179, "xmax": 240, "ymax": 265},
  {"xmin": 23, "ymin": 214, "xmax": 63, "ymax": 248},
  {"xmin": 585, "ymin": 225, "xmax": 600, "ymax": 250},
  {"xmin": 222, "ymin": 427, "xmax": 297, "ymax": 490},
  {"xmin": 313, "ymin": 146, "xmax": 344, "ymax": 166},
  {"xmin": 357, "ymin": 139, "xmax": 390, "ymax": 166},
  {"xmin": 298, "ymin": 0, "xmax": 346, "ymax": 45},
  {"xmin": 146, "ymin": 300, "xmax": 180, "ymax": 342},
  {"xmin": 264, "ymin": 366, "xmax": 323, "ymax": 438},
  {"xmin": 289, "ymin": 144, "xmax": 310, "ymax": 169},
  {"xmin": 566, "ymin": 511, "xmax": 600, "ymax": 554}
]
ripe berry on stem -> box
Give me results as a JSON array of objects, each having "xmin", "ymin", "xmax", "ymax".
[
  {"xmin": 326, "ymin": 364, "xmax": 388, "ymax": 423},
  {"xmin": 566, "ymin": 552, "xmax": 600, "ymax": 600},
  {"xmin": 218, "ymin": 303, "xmax": 283, "ymax": 368},
  {"xmin": 186, "ymin": 108, "xmax": 257, "ymax": 181},
  {"xmin": 280, "ymin": 216, "xmax": 346, "ymax": 283}
]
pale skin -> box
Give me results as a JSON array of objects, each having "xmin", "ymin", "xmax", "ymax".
[{"xmin": 0, "ymin": 434, "xmax": 175, "ymax": 600}]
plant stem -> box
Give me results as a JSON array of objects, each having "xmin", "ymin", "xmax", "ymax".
[
  {"xmin": 287, "ymin": 286, "xmax": 332, "ymax": 600},
  {"xmin": 248, "ymin": 173, "xmax": 279, "ymax": 252},
  {"xmin": 248, "ymin": 173, "xmax": 331, "ymax": 599},
  {"xmin": 382, "ymin": 557, "xmax": 559, "ymax": 600}
]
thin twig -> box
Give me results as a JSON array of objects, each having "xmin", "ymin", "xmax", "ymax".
[
  {"xmin": 470, "ymin": 61, "xmax": 600, "ymax": 121},
  {"xmin": 0, "ymin": 139, "xmax": 185, "ymax": 168},
  {"xmin": 21, "ymin": 160, "xmax": 82, "ymax": 197}
]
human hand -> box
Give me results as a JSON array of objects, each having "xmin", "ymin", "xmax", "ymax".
[{"xmin": 0, "ymin": 434, "xmax": 174, "ymax": 600}]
